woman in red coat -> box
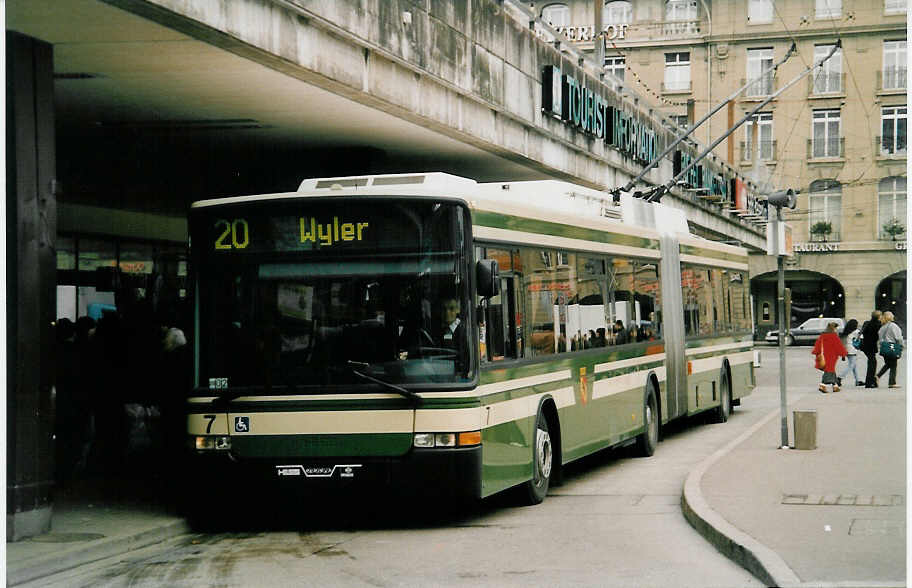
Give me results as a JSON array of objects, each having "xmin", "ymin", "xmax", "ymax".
[{"xmin": 812, "ymin": 321, "xmax": 848, "ymax": 393}]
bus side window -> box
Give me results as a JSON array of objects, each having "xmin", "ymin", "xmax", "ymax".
[
  {"xmin": 520, "ymin": 246, "xmax": 558, "ymax": 357},
  {"xmin": 477, "ymin": 247, "xmax": 523, "ymax": 362}
]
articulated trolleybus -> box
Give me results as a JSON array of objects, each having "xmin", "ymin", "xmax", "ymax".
[{"xmin": 187, "ymin": 173, "xmax": 754, "ymax": 505}]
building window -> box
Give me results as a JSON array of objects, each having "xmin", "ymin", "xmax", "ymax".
[
  {"xmin": 881, "ymin": 106, "xmax": 907, "ymax": 156},
  {"xmin": 605, "ymin": 1, "xmax": 633, "ymax": 25},
  {"xmin": 671, "ymin": 114, "xmax": 690, "ymax": 130},
  {"xmin": 878, "ymin": 177, "xmax": 907, "ymax": 240},
  {"xmin": 747, "ymin": 48, "xmax": 774, "ymax": 96},
  {"xmin": 541, "ymin": 3, "xmax": 570, "ymax": 27},
  {"xmin": 885, "ymin": 0, "xmax": 907, "ymax": 14},
  {"xmin": 664, "ymin": 52, "xmax": 691, "ymax": 92},
  {"xmin": 808, "ymin": 180, "xmax": 842, "ymax": 241},
  {"xmin": 666, "ymin": 0, "xmax": 697, "ymax": 20},
  {"xmin": 605, "ymin": 56, "xmax": 625, "ymax": 80},
  {"xmin": 812, "ymin": 44, "xmax": 842, "ymax": 94},
  {"xmin": 812, "ymin": 109, "xmax": 841, "ymax": 158},
  {"xmin": 744, "ymin": 112, "xmax": 774, "ymax": 160},
  {"xmin": 748, "ymin": 0, "xmax": 773, "ymax": 23},
  {"xmin": 815, "ymin": 0, "xmax": 841, "ymax": 18},
  {"xmin": 883, "ymin": 41, "xmax": 907, "ymax": 90}
]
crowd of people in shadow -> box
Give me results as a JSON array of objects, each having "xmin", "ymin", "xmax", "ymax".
[{"xmin": 53, "ymin": 284, "xmax": 190, "ymax": 493}]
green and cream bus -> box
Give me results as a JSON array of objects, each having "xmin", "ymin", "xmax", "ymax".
[{"xmin": 186, "ymin": 173, "xmax": 754, "ymax": 505}]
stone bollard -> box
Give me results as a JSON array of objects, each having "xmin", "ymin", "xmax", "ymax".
[{"xmin": 793, "ymin": 410, "xmax": 817, "ymax": 450}]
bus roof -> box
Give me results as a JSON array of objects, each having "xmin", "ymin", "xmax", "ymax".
[{"xmin": 191, "ymin": 172, "xmax": 719, "ymax": 245}]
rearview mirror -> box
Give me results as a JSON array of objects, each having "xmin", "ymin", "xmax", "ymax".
[{"xmin": 476, "ymin": 259, "xmax": 500, "ymax": 298}]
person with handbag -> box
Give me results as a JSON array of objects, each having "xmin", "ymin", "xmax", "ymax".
[
  {"xmin": 861, "ymin": 310, "xmax": 882, "ymax": 388},
  {"xmin": 837, "ymin": 318, "xmax": 862, "ymax": 387},
  {"xmin": 876, "ymin": 311, "xmax": 903, "ymax": 388},
  {"xmin": 812, "ymin": 321, "xmax": 847, "ymax": 393}
]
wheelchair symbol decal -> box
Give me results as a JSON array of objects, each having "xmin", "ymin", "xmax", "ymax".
[{"xmin": 235, "ymin": 416, "xmax": 250, "ymax": 433}]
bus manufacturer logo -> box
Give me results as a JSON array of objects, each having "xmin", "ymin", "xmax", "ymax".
[
  {"xmin": 275, "ymin": 464, "xmax": 363, "ymax": 478},
  {"xmin": 234, "ymin": 416, "xmax": 249, "ymax": 433}
]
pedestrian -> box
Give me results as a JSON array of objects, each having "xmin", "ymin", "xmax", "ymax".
[
  {"xmin": 860, "ymin": 310, "xmax": 882, "ymax": 388},
  {"xmin": 837, "ymin": 318, "xmax": 862, "ymax": 387},
  {"xmin": 876, "ymin": 310, "xmax": 903, "ymax": 388},
  {"xmin": 812, "ymin": 321, "xmax": 847, "ymax": 393}
]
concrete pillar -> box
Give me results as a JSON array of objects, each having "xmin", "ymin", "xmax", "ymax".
[{"xmin": 7, "ymin": 31, "xmax": 57, "ymax": 541}]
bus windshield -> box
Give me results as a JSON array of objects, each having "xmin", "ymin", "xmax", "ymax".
[{"xmin": 191, "ymin": 199, "xmax": 472, "ymax": 392}]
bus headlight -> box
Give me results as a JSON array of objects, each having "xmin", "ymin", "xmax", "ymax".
[
  {"xmin": 413, "ymin": 431, "xmax": 481, "ymax": 448},
  {"xmin": 193, "ymin": 435, "xmax": 231, "ymax": 450}
]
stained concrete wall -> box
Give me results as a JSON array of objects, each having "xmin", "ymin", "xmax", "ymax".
[{"xmin": 105, "ymin": 0, "xmax": 764, "ymax": 249}]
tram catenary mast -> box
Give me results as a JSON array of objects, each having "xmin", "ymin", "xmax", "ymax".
[{"xmin": 614, "ymin": 40, "xmax": 841, "ymax": 203}]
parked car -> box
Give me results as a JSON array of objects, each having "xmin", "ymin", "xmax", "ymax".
[{"xmin": 764, "ymin": 317, "xmax": 845, "ymax": 346}]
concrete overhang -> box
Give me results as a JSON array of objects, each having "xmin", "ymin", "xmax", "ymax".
[{"xmin": 8, "ymin": 0, "xmax": 544, "ymax": 182}]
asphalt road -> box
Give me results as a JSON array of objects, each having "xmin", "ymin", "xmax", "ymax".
[{"xmin": 23, "ymin": 346, "xmax": 829, "ymax": 588}]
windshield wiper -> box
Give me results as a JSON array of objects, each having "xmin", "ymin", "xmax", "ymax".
[{"xmin": 346, "ymin": 360, "xmax": 422, "ymax": 406}]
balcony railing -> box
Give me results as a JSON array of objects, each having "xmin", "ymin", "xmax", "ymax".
[
  {"xmin": 662, "ymin": 81, "xmax": 692, "ymax": 93},
  {"xmin": 809, "ymin": 72, "xmax": 845, "ymax": 96},
  {"xmin": 876, "ymin": 135, "xmax": 908, "ymax": 158},
  {"xmin": 809, "ymin": 230, "xmax": 841, "ymax": 242},
  {"xmin": 741, "ymin": 75, "xmax": 777, "ymax": 98},
  {"xmin": 658, "ymin": 20, "xmax": 702, "ymax": 38},
  {"xmin": 878, "ymin": 67, "xmax": 908, "ymax": 91},
  {"xmin": 807, "ymin": 137, "xmax": 845, "ymax": 159},
  {"xmin": 740, "ymin": 140, "xmax": 777, "ymax": 161}
]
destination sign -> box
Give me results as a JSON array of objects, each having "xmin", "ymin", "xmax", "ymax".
[{"xmin": 193, "ymin": 200, "xmax": 464, "ymax": 256}]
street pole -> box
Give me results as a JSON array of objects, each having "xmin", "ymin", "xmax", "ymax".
[{"xmin": 777, "ymin": 204, "xmax": 789, "ymax": 448}]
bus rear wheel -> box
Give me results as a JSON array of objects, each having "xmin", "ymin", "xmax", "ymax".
[
  {"xmin": 715, "ymin": 370, "xmax": 732, "ymax": 423},
  {"xmin": 635, "ymin": 387, "xmax": 658, "ymax": 457},
  {"xmin": 521, "ymin": 409, "xmax": 552, "ymax": 505}
]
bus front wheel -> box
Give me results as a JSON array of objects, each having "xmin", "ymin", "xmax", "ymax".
[{"xmin": 521, "ymin": 409, "xmax": 552, "ymax": 505}]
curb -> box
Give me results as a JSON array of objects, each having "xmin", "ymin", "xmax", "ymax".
[
  {"xmin": 681, "ymin": 405, "xmax": 801, "ymax": 588},
  {"xmin": 681, "ymin": 402, "xmax": 907, "ymax": 588},
  {"xmin": 7, "ymin": 518, "xmax": 191, "ymax": 586}
]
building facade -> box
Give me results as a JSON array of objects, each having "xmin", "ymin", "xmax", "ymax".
[{"xmin": 544, "ymin": 0, "xmax": 907, "ymax": 334}]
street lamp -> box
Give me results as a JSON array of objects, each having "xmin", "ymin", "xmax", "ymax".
[{"xmin": 767, "ymin": 188, "xmax": 797, "ymax": 448}]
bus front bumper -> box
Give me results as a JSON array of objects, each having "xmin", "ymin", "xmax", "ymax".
[{"xmin": 186, "ymin": 445, "xmax": 483, "ymax": 499}]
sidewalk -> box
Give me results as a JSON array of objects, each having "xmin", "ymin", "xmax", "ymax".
[
  {"xmin": 684, "ymin": 384, "xmax": 907, "ymax": 588},
  {"xmin": 5, "ymin": 475, "xmax": 189, "ymax": 586}
]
